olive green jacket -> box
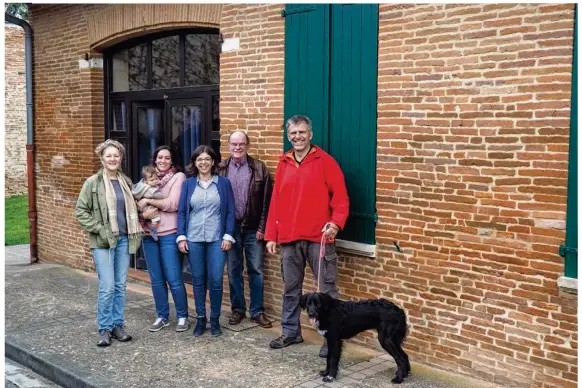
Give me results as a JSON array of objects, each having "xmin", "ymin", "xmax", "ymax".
[{"xmin": 75, "ymin": 169, "xmax": 142, "ymax": 254}]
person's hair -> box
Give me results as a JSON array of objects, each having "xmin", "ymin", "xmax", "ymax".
[
  {"xmin": 229, "ymin": 130, "xmax": 250, "ymax": 145},
  {"xmin": 286, "ymin": 115, "xmax": 313, "ymax": 132},
  {"xmin": 95, "ymin": 139, "xmax": 125, "ymax": 159},
  {"xmin": 151, "ymin": 145, "xmax": 183, "ymax": 172},
  {"xmin": 186, "ymin": 145, "xmax": 218, "ymax": 177},
  {"xmin": 141, "ymin": 165, "xmax": 158, "ymax": 181}
]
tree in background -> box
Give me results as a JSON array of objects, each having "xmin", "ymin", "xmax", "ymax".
[{"xmin": 5, "ymin": 3, "xmax": 29, "ymax": 20}]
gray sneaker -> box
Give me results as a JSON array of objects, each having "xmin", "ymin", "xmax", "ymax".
[
  {"xmin": 97, "ymin": 329, "xmax": 112, "ymax": 347},
  {"xmin": 111, "ymin": 325, "xmax": 132, "ymax": 342},
  {"xmin": 149, "ymin": 317, "xmax": 170, "ymax": 332},
  {"xmin": 176, "ymin": 317, "xmax": 189, "ymax": 332}
]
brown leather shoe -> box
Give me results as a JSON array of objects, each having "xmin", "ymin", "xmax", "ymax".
[
  {"xmin": 228, "ymin": 311, "xmax": 246, "ymax": 325},
  {"xmin": 250, "ymin": 313, "xmax": 273, "ymax": 328}
]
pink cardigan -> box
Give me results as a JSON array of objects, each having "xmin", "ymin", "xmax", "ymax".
[{"xmin": 142, "ymin": 172, "xmax": 186, "ymax": 237}]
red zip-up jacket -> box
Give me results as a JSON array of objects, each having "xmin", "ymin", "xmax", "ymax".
[{"xmin": 265, "ymin": 146, "xmax": 349, "ymax": 244}]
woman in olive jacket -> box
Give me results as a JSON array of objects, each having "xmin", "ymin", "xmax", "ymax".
[{"xmin": 75, "ymin": 139, "xmax": 142, "ymax": 347}]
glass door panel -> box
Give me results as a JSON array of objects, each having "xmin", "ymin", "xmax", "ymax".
[
  {"xmin": 131, "ymin": 101, "xmax": 164, "ymax": 271},
  {"xmin": 165, "ymin": 98, "xmax": 205, "ymax": 283},
  {"xmin": 109, "ymin": 100, "xmax": 129, "ymax": 173},
  {"xmin": 166, "ymin": 98, "xmax": 205, "ymax": 170},
  {"xmin": 133, "ymin": 102, "xmax": 164, "ymax": 178}
]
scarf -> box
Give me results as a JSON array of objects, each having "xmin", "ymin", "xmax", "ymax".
[
  {"xmin": 157, "ymin": 167, "xmax": 177, "ymax": 189},
  {"xmin": 103, "ymin": 170, "xmax": 141, "ymax": 238}
]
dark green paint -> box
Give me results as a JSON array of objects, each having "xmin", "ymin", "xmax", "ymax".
[
  {"xmin": 281, "ymin": 6, "xmax": 317, "ymax": 17},
  {"xmin": 283, "ymin": 4, "xmax": 378, "ymax": 245},
  {"xmin": 560, "ymin": 5, "xmax": 578, "ymax": 279},
  {"xmin": 283, "ymin": 4, "xmax": 330, "ymax": 151}
]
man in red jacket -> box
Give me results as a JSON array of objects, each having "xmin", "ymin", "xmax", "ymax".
[{"xmin": 265, "ymin": 115, "xmax": 349, "ymax": 357}]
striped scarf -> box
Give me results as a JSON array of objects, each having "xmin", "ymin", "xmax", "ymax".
[{"xmin": 103, "ymin": 171, "xmax": 141, "ymax": 238}]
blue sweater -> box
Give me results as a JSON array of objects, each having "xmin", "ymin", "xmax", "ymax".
[{"xmin": 177, "ymin": 176, "xmax": 235, "ymax": 240}]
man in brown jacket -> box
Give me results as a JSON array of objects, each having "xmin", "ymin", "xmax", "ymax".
[{"xmin": 217, "ymin": 131, "xmax": 273, "ymax": 328}]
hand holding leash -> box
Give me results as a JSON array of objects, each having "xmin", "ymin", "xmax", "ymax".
[{"xmin": 321, "ymin": 222, "xmax": 339, "ymax": 241}]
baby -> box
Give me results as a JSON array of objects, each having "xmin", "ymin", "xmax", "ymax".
[{"xmin": 132, "ymin": 165, "xmax": 166, "ymax": 241}]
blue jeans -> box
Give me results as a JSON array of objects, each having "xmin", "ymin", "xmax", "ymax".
[
  {"xmin": 187, "ymin": 240, "xmax": 226, "ymax": 319},
  {"xmin": 92, "ymin": 236, "xmax": 130, "ymax": 331},
  {"xmin": 227, "ymin": 226, "xmax": 265, "ymax": 318},
  {"xmin": 142, "ymin": 234, "xmax": 188, "ymax": 320}
]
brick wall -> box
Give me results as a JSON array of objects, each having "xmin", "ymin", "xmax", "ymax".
[
  {"xmin": 29, "ymin": 4, "xmax": 107, "ymax": 270},
  {"xmin": 222, "ymin": 4, "xmax": 577, "ymax": 388},
  {"xmin": 29, "ymin": 4, "xmax": 576, "ymax": 387},
  {"xmin": 5, "ymin": 25, "xmax": 27, "ymax": 196},
  {"xmin": 374, "ymin": 4, "xmax": 576, "ymax": 387},
  {"xmin": 219, "ymin": 4, "xmax": 287, "ymax": 315}
]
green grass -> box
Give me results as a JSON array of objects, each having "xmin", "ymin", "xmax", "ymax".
[{"xmin": 5, "ymin": 195, "xmax": 30, "ymax": 246}]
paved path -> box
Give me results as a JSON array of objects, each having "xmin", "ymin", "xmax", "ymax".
[
  {"xmin": 4, "ymin": 244, "xmax": 30, "ymax": 265},
  {"xmin": 5, "ymin": 245, "xmax": 500, "ymax": 388}
]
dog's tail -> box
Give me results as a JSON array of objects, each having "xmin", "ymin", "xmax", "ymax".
[
  {"xmin": 395, "ymin": 306, "xmax": 408, "ymax": 345},
  {"xmin": 379, "ymin": 300, "xmax": 408, "ymax": 345}
]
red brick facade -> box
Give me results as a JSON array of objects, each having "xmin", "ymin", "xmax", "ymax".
[
  {"xmin": 374, "ymin": 5, "xmax": 576, "ymax": 387},
  {"xmin": 28, "ymin": 4, "xmax": 576, "ymax": 387}
]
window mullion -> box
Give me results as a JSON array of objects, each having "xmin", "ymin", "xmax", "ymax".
[
  {"xmin": 147, "ymin": 41, "xmax": 153, "ymax": 89},
  {"xmin": 179, "ymin": 34, "xmax": 185, "ymax": 87}
]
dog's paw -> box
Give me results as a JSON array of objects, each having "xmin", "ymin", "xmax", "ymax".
[
  {"xmin": 319, "ymin": 370, "xmax": 329, "ymax": 377},
  {"xmin": 391, "ymin": 376, "xmax": 404, "ymax": 384},
  {"xmin": 322, "ymin": 376, "xmax": 335, "ymax": 383}
]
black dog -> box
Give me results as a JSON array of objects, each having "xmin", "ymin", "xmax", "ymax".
[{"xmin": 300, "ymin": 292, "xmax": 410, "ymax": 384}]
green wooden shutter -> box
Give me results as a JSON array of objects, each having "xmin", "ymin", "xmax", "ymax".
[
  {"xmin": 329, "ymin": 4, "xmax": 378, "ymax": 244},
  {"xmin": 560, "ymin": 5, "xmax": 578, "ymax": 278},
  {"xmin": 283, "ymin": 4, "xmax": 378, "ymax": 245},
  {"xmin": 283, "ymin": 4, "xmax": 330, "ymax": 151}
]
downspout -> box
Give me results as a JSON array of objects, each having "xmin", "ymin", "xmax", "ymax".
[{"xmin": 5, "ymin": 13, "xmax": 37, "ymax": 263}]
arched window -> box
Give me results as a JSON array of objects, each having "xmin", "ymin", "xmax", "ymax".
[{"xmin": 104, "ymin": 29, "xmax": 221, "ymax": 179}]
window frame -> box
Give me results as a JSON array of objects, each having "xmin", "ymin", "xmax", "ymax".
[{"xmin": 558, "ymin": 5, "xmax": 578, "ymax": 288}]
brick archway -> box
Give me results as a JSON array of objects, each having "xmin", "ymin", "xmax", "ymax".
[{"xmin": 87, "ymin": 4, "xmax": 223, "ymax": 51}]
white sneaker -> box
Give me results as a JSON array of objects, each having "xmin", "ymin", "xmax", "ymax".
[
  {"xmin": 149, "ymin": 317, "xmax": 170, "ymax": 332},
  {"xmin": 176, "ymin": 317, "xmax": 189, "ymax": 332}
]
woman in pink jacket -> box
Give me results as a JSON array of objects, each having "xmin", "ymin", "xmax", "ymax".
[{"xmin": 137, "ymin": 146, "xmax": 189, "ymax": 333}]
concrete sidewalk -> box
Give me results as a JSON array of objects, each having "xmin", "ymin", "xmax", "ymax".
[{"xmin": 5, "ymin": 245, "xmax": 499, "ymax": 388}]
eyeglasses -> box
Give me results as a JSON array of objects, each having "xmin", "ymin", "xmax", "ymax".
[
  {"xmin": 196, "ymin": 157, "xmax": 213, "ymax": 163},
  {"xmin": 229, "ymin": 142, "xmax": 247, "ymax": 148}
]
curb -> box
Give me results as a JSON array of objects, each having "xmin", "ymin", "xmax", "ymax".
[{"xmin": 5, "ymin": 337, "xmax": 113, "ymax": 388}]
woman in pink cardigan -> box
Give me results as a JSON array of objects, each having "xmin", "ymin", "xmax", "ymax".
[{"xmin": 137, "ymin": 146, "xmax": 189, "ymax": 333}]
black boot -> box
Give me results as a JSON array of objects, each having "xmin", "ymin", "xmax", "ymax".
[
  {"xmin": 193, "ymin": 317, "xmax": 207, "ymax": 337},
  {"xmin": 210, "ymin": 317, "xmax": 222, "ymax": 337}
]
